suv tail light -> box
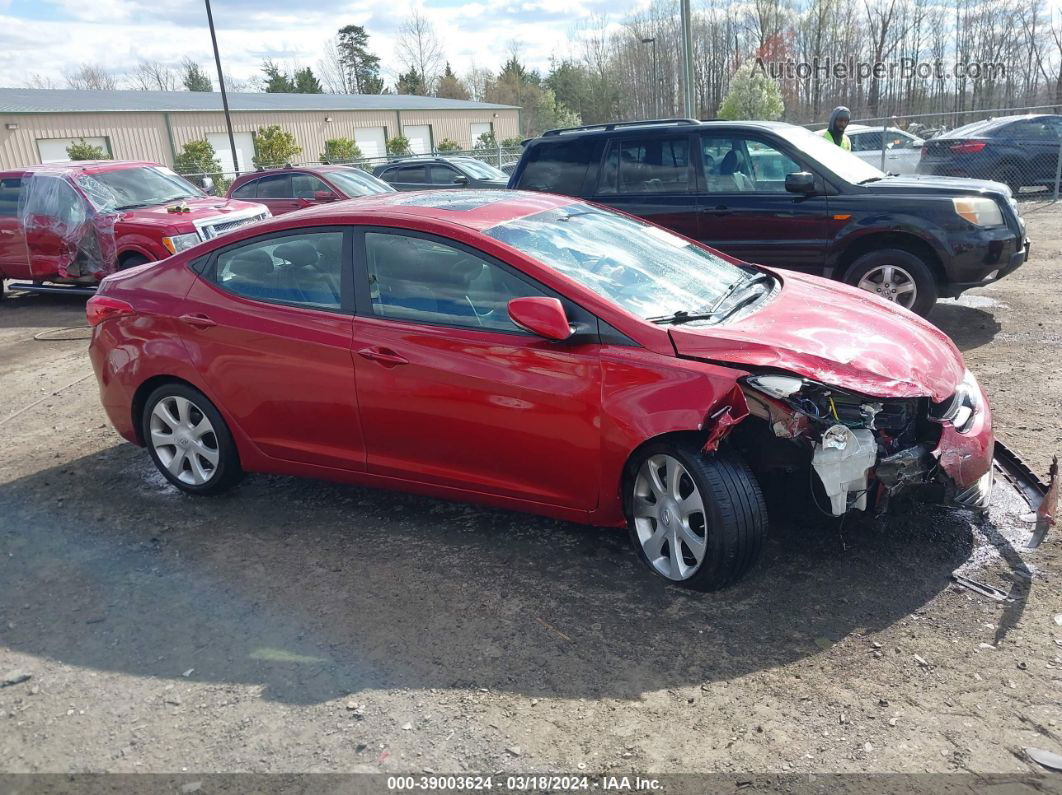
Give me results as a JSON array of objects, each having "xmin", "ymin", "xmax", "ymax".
[
  {"xmin": 86, "ymin": 295, "xmax": 136, "ymax": 327},
  {"xmin": 949, "ymin": 140, "xmax": 986, "ymax": 155}
]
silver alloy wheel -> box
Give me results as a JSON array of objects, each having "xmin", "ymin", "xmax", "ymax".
[
  {"xmin": 149, "ymin": 395, "xmax": 220, "ymax": 486},
  {"xmin": 632, "ymin": 454, "xmax": 708, "ymax": 581},
  {"xmin": 856, "ymin": 264, "xmax": 917, "ymax": 309}
]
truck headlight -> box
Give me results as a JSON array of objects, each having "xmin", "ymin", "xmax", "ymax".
[
  {"xmin": 952, "ymin": 197, "xmax": 1003, "ymax": 227},
  {"xmin": 939, "ymin": 369, "xmax": 983, "ymax": 433},
  {"xmin": 162, "ymin": 233, "xmax": 201, "ymax": 254}
]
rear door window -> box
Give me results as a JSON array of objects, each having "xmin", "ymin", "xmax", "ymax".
[
  {"xmin": 601, "ymin": 137, "xmax": 691, "ymax": 195},
  {"xmin": 0, "ymin": 177, "xmax": 22, "ymax": 217},
  {"xmin": 516, "ymin": 138, "xmax": 592, "ymax": 195},
  {"xmin": 292, "ymin": 173, "xmax": 330, "ymax": 198},
  {"xmin": 255, "ymin": 174, "xmax": 292, "ymax": 198},
  {"xmin": 230, "ymin": 179, "xmax": 258, "ymax": 199}
]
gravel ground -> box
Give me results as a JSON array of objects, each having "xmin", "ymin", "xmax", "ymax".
[{"xmin": 1, "ymin": 209, "xmax": 1060, "ymax": 777}]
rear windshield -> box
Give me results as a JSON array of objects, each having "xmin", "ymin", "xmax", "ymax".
[
  {"xmin": 324, "ymin": 168, "xmax": 394, "ymax": 196},
  {"xmin": 514, "ymin": 138, "xmax": 593, "ymax": 195},
  {"xmin": 944, "ymin": 119, "xmax": 1007, "ymax": 138},
  {"xmin": 457, "ymin": 160, "xmax": 507, "ymax": 180}
]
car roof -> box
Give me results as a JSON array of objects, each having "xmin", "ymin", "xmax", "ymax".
[
  {"xmin": 232, "ymin": 189, "xmax": 578, "ymax": 232},
  {"xmin": 534, "ymin": 118, "xmax": 799, "ymax": 141},
  {"xmin": 16, "ymin": 160, "xmax": 161, "ymax": 176},
  {"xmin": 943, "ymin": 113, "xmax": 1062, "ymax": 138},
  {"xmin": 232, "ymin": 165, "xmax": 347, "ymax": 181}
]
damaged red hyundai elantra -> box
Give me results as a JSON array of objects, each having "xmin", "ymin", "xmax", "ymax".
[{"xmin": 87, "ymin": 190, "xmax": 993, "ymax": 590}]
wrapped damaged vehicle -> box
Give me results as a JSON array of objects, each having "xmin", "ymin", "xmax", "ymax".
[
  {"xmin": 88, "ymin": 190, "xmax": 1000, "ymax": 591},
  {"xmin": 0, "ymin": 161, "xmax": 268, "ymax": 298}
]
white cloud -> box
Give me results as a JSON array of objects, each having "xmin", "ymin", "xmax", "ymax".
[{"xmin": 0, "ymin": 0, "xmax": 628, "ymax": 89}]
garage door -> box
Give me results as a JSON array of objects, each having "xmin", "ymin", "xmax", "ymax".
[
  {"xmin": 470, "ymin": 123, "xmax": 493, "ymax": 145},
  {"xmin": 206, "ymin": 131, "xmax": 255, "ymax": 175},
  {"xmin": 403, "ymin": 125, "xmax": 432, "ymax": 155},
  {"xmin": 37, "ymin": 137, "xmax": 111, "ymax": 163},
  {"xmin": 353, "ymin": 127, "xmax": 386, "ymax": 159}
]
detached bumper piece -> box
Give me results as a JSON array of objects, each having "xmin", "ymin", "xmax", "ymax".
[{"xmin": 992, "ymin": 440, "xmax": 1058, "ymax": 548}]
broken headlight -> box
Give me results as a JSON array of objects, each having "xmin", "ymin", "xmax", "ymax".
[
  {"xmin": 743, "ymin": 374, "xmax": 804, "ymax": 400},
  {"xmin": 934, "ymin": 368, "xmax": 982, "ymax": 434}
]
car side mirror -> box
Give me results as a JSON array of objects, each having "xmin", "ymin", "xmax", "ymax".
[
  {"xmin": 314, "ymin": 190, "xmax": 338, "ymax": 202},
  {"xmin": 452, "ymin": 175, "xmax": 469, "ymax": 185},
  {"xmin": 507, "ymin": 296, "xmax": 572, "ymax": 341},
  {"xmin": 201, "ymin": 176, "xmax": 215, "ymax": 193},
  {"xmin": 785, "ymin": 172, "xmax": 816, "ymax": 194}
]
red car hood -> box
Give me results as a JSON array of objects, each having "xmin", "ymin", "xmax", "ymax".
[
  {"xmin": 117, "ymin": 197, "xmax": 264, "ymax": 229},
  {"xmin": 668, "ymin": 271, "xmax": 965, "ymax": 402}
]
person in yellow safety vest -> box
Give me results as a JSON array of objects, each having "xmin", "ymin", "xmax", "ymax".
[{"xmin": 821, "ymin": 106, "xmax": 852, "ymax": 151}]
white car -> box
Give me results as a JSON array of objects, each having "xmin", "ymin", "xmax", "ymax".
[{"xmin": 846, "ymin": 125, "xmax": 925, "ymax": 175}]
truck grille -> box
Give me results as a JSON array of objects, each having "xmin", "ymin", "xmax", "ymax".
[{"xmin": 200, "ymin": 212, "xmax": 268, "ymax": 241}]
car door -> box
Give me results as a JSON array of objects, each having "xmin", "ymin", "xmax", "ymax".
[
  {"xmin": 428, "ymin": 163, "xmax": 465, "ymax": 189},
  {"xmin": 351, "ymin": 228, "xmax": 603, "ymax": 509},
  {"xmin": 695, "ymin": 131, "xmax": 831, "ymax": 272},
  {"xmin": 178, "ymin": 226, "xmax": 366, "ymax": 470},
  {"xmin": 587, "ymin": 134, "xmax": 701, "ymax": 240},
  {"xmin": 291, "ymin": 172, "xmax": 336, "ymax": 206},
  {"xmin": 881, "ymin": 130, "xmax": 923, "ymax": 175},
  {"xmin": 0, "ymin": 176, "xmax": 30, "ymax": 279},
  {"xmin": 18, "ymin": 173, "xmax": 90, "ymax": 279},
  {"xmin": 381, "ymin": 165, "xmax": 428, "ymax": 191},
  {"xmin": 252, "ymin": 174, "xmax": 302, "ymax": 216}
]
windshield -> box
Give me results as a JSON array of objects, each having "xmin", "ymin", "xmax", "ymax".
[
  {"xmin": 777, "ymin": 125, "xmax": 885, "ymax": 184},
  {"xmin": 484, "ymin": 205, "xmax": 754, "ymax": 319},
  {"xmin": 458, "ymin": 160, "xmax": 507, "ymax": 180},
  {"xmin": 324, "ymin": 168, "xmax": 394, "ymax": 196},
  {"xmin": 78, "ymin": 166, "xmax": 204, "ymax": 212}
]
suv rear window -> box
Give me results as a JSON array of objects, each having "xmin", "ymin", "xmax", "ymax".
[{"xmin": 514, "ymin": 138, "xmax": 593, "ymax": 195}]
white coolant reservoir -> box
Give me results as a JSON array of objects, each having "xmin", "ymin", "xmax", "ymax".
[{"xmin": 811, "ymin": 424, "xmax": 878, "ymax": 515}]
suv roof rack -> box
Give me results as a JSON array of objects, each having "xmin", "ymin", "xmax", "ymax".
[{"xmin": 541, "ymin": 118, "xmax": 700, "ymax": 137}]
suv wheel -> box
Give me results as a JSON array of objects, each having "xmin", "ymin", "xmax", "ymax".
[
  {"xmin": 142, "ymin": 383, "xmax": 242, "ymax": 495},
  {"xmin": 120, "ymin": 255, "xmax": 150, "ymax": 270},
  {"xmin": 843, "ymin": 249, "xmax": 938, "ymax": 316},
  {"xmin": 627, "ymin": 442, "xmax": 767, "ymax": 591}
]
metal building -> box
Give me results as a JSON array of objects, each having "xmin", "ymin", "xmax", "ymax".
[{"xmin": 0, "ymin": 88, "xmax": 520, "ymax": 174}]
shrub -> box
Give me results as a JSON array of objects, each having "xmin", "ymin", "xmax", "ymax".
[
  {"xmin": 436, "ymin": 137, "xmax": 461, "ymax": 152},
  {"xmin": 66, "ymin": 138, "xmax": 109, "ymax": 160},
  {"xmin": 386, "ymin": 135, "xmax": 411, "ymax": 156},
  {"xmin": 173, "ymin": 139, "xmax": 226, "ymax": 193},
  {"xmin": 320, "ymin": 138, "xmax": 363, "ymax": 163},
  {"xmin": 253, "ymin": 125, "xmax": 302, "ymax": 169}
]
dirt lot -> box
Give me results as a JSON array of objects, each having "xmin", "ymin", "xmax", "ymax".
[{"xmin": 1, "ymin": 208, "xmax": 1060, "ymax": 778}]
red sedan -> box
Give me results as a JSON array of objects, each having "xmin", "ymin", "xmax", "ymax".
[{"xmin": 87, "ymin": 191, "xmax": 994, "ymax": 590}]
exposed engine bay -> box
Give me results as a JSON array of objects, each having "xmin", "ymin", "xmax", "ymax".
[{"xmin": 724, "ymin": 373, "xmax": 976, "ymax": 517}]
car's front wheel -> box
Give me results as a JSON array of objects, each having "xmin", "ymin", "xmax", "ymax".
[
  {"xmin": 627, "ymin": 442, "xmax": 767, "ymax": 591},
  {"xmin": 844, "ymin": 248, "xmax": 939, "ymax": 316},
  {"xmin": 142, "ymin": 383, "xmax": 242, "ymax": 495}
]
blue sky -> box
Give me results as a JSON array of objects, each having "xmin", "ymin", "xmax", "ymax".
[{"xmin": 0, "ymin": 0, "xmax": 633, "ymax": 89}]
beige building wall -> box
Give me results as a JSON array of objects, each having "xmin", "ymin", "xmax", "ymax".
[
  {"xmin": 0, "ymin": 107, "xmax": 522, "ymax": 170},
  {"xmin": 0, "ymin": 112, "xmax": 171, "ymax": 169}
]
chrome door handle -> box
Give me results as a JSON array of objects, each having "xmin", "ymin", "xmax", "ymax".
[
  {"xmin": 179, "ymin": 313, "xmax": 217, "ymax": 328},
  {"xmin": 357, "ymin": 347, "xmax": 408, "ymax": 366}
]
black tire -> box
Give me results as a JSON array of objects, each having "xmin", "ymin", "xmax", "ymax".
[
  {"xmin": 120, "ymin": 254, "xmax": 150, "ymax": 270},
  {"xmin": 141, "ymin": 382, "xmax": 242, "ymax": 495},
  {"xmin": 992, "ymin": 164, "xmax": 1022, "ymax": 196},
  {"xmin": 626, "ymin": 441, "xmax": 768, "ymax": 591},
  {"xmin": 842, "ymin": 248, "xmax": 939, "ymax": 317}
]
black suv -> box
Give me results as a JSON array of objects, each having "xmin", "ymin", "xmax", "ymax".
[
  {"xmin": 918, "ymin": 113, "xmax": 1062, "ymax": 194},
  {"xmin": 374, "ymin": 156, "xmax": 509, "ymax": 191},
  {"xmin": 509, "ymin": 119, "xmax": 1029, "ymax": 315}
]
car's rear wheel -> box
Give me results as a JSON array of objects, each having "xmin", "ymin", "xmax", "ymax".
[
  {"xmin": 992, "ymin": 164, "xmax": 1022, "ymax": 195},
  {"xmin": 627, "ymin": 441, "xmax": 767, "ymax": 591},
  {"xmin": 844, "ymin": 248, "xmax": 938, "ymax": 316},
  {"xmin": 142, "ymin": 383, "xmax": 242, "ymax": 495}
]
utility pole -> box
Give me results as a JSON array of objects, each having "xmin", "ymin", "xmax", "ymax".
[
  {"xmin": 680, "ymin": 0, "xmax": 696, "ymax": 118},
  {"xmin": 204, "ymin": 0, "xmax": 240, "ymax": 176},
  {"xmin": 642, "ymin": 37, "xmax": 658, "ymax": 118}
]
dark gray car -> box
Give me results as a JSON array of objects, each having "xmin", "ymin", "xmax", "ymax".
[{"xmin": 373, "ymin": 157, "xmax": 509, "ymax": 191}]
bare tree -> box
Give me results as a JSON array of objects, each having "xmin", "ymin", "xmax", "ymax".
[
  {"xmin": 64, "ymin": 63, "xmax": 118, "ymax": 91},
  {"xmin": 396, "ymin": 9, "xmax": 444, "ymax": 94},
  {"xmin": 464, "ymin": 61, "xmax": 492, "ymax": 102},
  {"xmin": 130, "ymin": 60, "xmax": 179, "ymax": 91},
  {"xmin": 26, "ymin": 73, "xmax": 60, "ymax": 89},
  {"xmin": 318, "ymin": 36, "xmax": 352, "ymax": 93}
]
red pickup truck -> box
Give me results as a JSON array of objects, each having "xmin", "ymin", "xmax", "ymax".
[{"xmin": 0, "ymin": 160, "xmax": 268, "ymax": 297}]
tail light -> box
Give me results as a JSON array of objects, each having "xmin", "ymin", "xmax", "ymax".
[
  {"xmin": 949, "ymin": 140, "xmax": 986, "ymax": 155},
  {"xmin": 86, "ymin": 295, "xmax": 136, "ymax": 327}
]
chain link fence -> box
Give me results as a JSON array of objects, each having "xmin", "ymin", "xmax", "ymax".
[
  {"xmin": 809, "ymin": 104, "xmax": 1062, "ymax": 202},
  {"xmin": 178, "ymin": 145, "xmax": 524, "ymax": 198}
]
